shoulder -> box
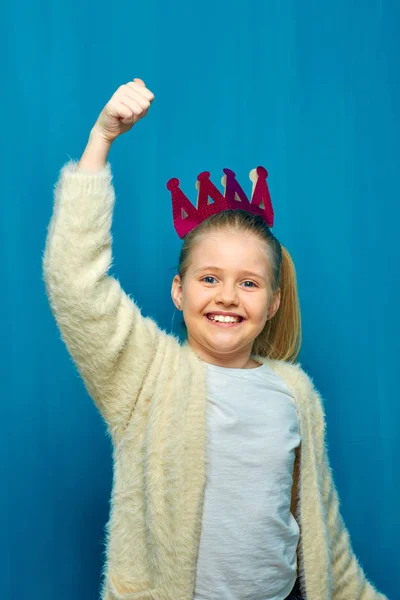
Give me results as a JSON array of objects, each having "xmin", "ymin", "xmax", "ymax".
[
  {"xmin": 261, "ymin": 357, "xmax": 326, "ymax": 417},
  {"xmin": 259, "ymin": 357, "xmax": 313, "ymax": 392}
]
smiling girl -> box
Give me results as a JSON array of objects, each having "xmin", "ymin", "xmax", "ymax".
[{"xmin": 43, "ymin": 78, "xmax": 387, "ymax": 600}]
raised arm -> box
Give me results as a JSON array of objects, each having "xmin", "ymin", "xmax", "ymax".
[{"xmin": 43, "ymin": 79, "xmax": 166, "ymax": 443}]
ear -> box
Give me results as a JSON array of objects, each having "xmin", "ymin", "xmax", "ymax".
[
  {"xmin": 171, "ymin": 274, "xmax": 183, "ymax": 309},
  {"xmin": 267, "ymin": 288, "xmax": 281, "ymax": 320}
]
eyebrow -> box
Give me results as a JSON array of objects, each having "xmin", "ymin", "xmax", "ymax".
[{"xmin": 194, "ymin": 265, "xmax": 266, "ymax": 280}]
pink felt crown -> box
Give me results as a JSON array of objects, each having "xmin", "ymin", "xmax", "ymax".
[{"xmin": 167, "ymin": 166, "xmax": 274, "ymax": 239}]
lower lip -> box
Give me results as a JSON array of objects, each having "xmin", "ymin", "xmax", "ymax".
[{"xmin": 204, "ymin": 315, "xmax": 244, "ymax": 327}]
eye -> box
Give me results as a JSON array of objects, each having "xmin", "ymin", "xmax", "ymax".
[{"xmin": 201, "ymin": 277, "xmax": 257, "ymax": 288}]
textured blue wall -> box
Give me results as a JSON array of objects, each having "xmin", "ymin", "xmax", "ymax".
[{"xmin": 3, "ymin": 0, "xmax": 398, "ymax": 598}]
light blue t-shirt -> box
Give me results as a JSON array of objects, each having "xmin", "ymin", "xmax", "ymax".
[{"xmin": 193, "ymin": 361, "xmax": 301, "ymax": 600}]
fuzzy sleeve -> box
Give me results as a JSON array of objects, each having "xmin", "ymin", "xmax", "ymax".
[
  {"xmin": 42, "ymin": 160, "xmax": 162, "ymax": 441},
  {"xmin": 311, "ymin": 383, "xmax": 388, "ymax": 600}
]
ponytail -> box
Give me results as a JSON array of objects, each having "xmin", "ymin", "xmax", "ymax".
[{"xmin": 252, "ymin": 245, "xmax": 302, "ymax": 363}]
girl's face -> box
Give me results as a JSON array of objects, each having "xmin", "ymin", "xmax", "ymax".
[{"xmin": 171, "ymin": 230, "xmax": 281, "ymax": 368}]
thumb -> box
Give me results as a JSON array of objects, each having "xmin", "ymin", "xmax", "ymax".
[{"xmin": 134, "ymin": 77, "xmax": 146, "ymax": 86}]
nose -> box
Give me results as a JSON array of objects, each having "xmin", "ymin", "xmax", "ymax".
[{"xmin": 215, "ymin": 282, "xmax": 239, "ymax": 307}]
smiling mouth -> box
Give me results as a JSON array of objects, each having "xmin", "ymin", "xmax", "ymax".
[{"xmin": 205, "ymin": 315, "xmax": 244, "ymax": 327}]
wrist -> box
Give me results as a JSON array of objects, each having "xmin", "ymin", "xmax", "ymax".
[
  {"xmin": 78, "ymin": 129, "xmax": 113, "ymax": 172},
  {"xmin": 88, "ymin": 126, "xmax": 114, "ymax": 149}
]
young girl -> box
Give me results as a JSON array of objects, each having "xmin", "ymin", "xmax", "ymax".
[{"xmin": 43, "ymin": 78, "xmax": 388, "ymax": 600}]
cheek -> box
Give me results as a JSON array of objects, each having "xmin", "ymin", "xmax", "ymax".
[
  {"xmin": 183, "ymin": 286, "xmax": 208, "ymax": 312},
  {"xmin": 189, "ymin": 285, "xmax": 212, "ymax": 304},
  {"xmin": 247, "ymin": 296, "xmax": 269, "ymax": 319}
]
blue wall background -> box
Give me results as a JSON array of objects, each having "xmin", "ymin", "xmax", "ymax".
[{"xmin": 3, "ymin": 1, "xmax": 398, "ymax": 598}]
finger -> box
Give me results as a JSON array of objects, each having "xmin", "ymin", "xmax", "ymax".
[
  {"xmin": 124, "ymin": 91, "xmax": 153, "ymax": 114},
  {"xmin": 120, "ymin": 97, "xmax": 143, "ymax": 116},
  {"xmin": 110, "ymin": 101, "xmax": 134, "ymax": 123},
  {"xmin": 127, "ymin": 81, "xmax": 154, "ymax": 102},
  {"xmin": 123, "ymin": 88, "xmax": 150, "ymax": 111}
]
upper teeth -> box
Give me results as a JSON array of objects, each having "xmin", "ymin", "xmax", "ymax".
[{"xmin": 208, "ymin": 315, "xmax": 240, "ymax": 322}]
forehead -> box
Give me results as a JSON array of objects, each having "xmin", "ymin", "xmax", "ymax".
[{"xmin": 189, "ymin": 230, "xmax": 269, "ymax": 273}]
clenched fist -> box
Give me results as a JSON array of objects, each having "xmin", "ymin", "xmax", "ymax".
[{"xmin": 92, "ymin": 78, "xmax": 155, "ymax": 143}]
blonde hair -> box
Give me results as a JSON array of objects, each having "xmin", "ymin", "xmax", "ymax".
[{"xmin": 176, "ymin": 209, "xmax": 302, "ymax": 363}]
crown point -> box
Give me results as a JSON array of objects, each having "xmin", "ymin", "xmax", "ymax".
[
  {"xmin": 249, "ymin": 166, "xmax": 268, "ymax": 183},
  {"xmin": 256, "ymin": 166, "xmax": 268, "ymax": 178},
  {"xmin": 197, "ymin": 171, "xmax": 211, "ymax": 183},
  {"xmin": 167, "ymin": 177, "xmax": 180, "ymax": 191},
  {"xmin": 249, "ymin": 169, "xmax": 257, "ymax": 183}
]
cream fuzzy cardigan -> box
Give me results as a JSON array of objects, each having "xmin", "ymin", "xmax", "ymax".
[{"xmin": 42, "ymin": 160, "xmax": 388, "ymax": 600}]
